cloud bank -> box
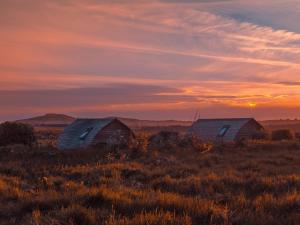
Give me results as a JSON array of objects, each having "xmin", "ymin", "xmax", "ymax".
[{"xmin": 0, "ymin": 0, "xmax": 300, "ymax": 120}]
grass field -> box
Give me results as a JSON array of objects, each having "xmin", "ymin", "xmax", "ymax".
[{"xmin": 0, "ymin": 139, "xmax": 300, "ymax": 225}]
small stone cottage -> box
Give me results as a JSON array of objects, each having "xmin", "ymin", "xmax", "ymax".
[
  {"xmin": 188, "ymin": 118, "xmax": 264, "ymax": 142},
  {"xmin": 58, "ymin": 118, "xmax": 135, "ymax": 150}
]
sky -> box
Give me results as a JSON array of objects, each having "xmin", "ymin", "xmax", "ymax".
[{"xmin": 1, "ymin": 0, "xmax": 300, "ymax": 121}]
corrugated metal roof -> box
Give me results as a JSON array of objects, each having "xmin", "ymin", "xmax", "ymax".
[
  {"xmin": 188, "ymin": 118, "xmax": 260, "ymax": 142},
  {"xmin": 58, "ymin": 118, "xmax": 117, "ymax": 150}
]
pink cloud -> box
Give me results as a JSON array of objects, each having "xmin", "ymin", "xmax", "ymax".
[{"xmin": 1, "ymin": 0, "xmax": 300, "ymax": 120}]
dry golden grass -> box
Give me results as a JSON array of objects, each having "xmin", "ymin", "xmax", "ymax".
[{"xmin": 0, "ymin": 140, "xmax": 300, "ymax": 225}]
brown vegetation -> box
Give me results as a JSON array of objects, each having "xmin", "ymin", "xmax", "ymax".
[{"xmin": 0, "ymin": 131, "xmax": 300, "ymax": 225}]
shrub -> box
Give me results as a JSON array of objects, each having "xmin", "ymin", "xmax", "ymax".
[
  {"xmin": 129, "ymin": 133, "xmax": 149, "ymax": 158},
  {"xmin": 149, "ymin": 131, "xmax": 180, "ymax": 150},
  {"xmin": 235, "ymin": 138, "xmax": 247, "ymax": 148},
  {"xmin": 135, "ymin": 132, "xmax": 149, "ymax": 153},
  {"xmin": 252, "ymin": 131, "xmax": 269, "ymax": 140},
  {"xmin": 179, "ymin": 135, "xmax": 213, "ymax": 152},
  {"xmin": 271, "ymin": 129, "xmax": 293, "ymax": 141},
  {"xmin": 0, "ymin": 122, "xmax": 36, "ymax": 147},
  {"xmin": 59, "ymin": 204, "xmax": 97, "ymax": 225},
  {"xmin": 295, "ymin": 132, "xmax": 300, "ymax": 141}
]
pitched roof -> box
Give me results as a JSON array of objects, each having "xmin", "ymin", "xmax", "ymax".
[
  {"xmin": 58, "ymin": 118, "xmax": 117, "ymax": 150},
  {"xmin": 189, "ymin": 118, "xmax": 262, "ymax": 142}
]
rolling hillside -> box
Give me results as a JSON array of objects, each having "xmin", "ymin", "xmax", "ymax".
[
  {"xmin": 16, "ymin": 114, "xmax": 300, "ymax": 133},
  {"xmin": 261, "ymin": 119, "xmax": 300, "ymax": 132},
  {"xmin": 17, "ymin": 114, "xmax": 192, "ymax": 129},
  {"xmin": 17, "ymin": 114, "xmax": 75, "ymax": 127}
]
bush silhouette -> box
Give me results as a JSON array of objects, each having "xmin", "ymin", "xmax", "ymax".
[
  {"xmin": 271, "ymin": 129, "xmax": 293, "ymax": 141},
  {"xmin": 0, "ymin": 122, "xmax": 36, "ymax": 147},
  {"xmin": 252, "ymin": 131, "xmax": 269, "ymax": 140},
  {"xmin": 296, "ymin": 132, "xmax": 300, "ymax": 141},
  {"xmin": 149, "ymin": 131, "xmax": 180, "ymax": 150}
]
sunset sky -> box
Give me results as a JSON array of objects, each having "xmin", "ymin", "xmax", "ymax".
[{"xmin": 1, "ymin": 0, "xmax": 300, "ymax": 121}]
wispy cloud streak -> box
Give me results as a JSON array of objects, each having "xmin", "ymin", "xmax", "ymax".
[{"xmin": 0, "ymin": 0, "xmax": 300, "ymax": 120}]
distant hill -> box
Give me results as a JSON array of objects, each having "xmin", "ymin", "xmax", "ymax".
[
  {"xmin": 17, "ymin": 114, "xmax": 192, "ymax": 129},
  {"xmin": 17, "ymin": 114, "xmax": 75, "ymax": 127},
  {"xmin": 260, "ymin": 119, "xmax": 300, "ymax": 132},
  {"xmin": 118, "ymin": 117, "xmax": 192, "ymax": 129},
  {"xmin": 16, "ymin": 114, "xmax": 300, "ymax": 134}
]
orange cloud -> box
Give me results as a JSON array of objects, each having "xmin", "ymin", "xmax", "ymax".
[{"xmin": 1, "ymin": 0, "xmax": 300, "ymax": 120}]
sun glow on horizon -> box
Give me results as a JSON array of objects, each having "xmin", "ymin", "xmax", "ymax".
[{"xmin": 248, "ymin": 102, "xmax": 258, "ymax": 108}]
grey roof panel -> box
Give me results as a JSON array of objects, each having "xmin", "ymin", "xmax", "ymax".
[
  {"xmin": 189, "ymin": 118, "xmax": 256, "ymax": 142},
  {"xmin": 58, "ymin": 118, "xmax": 115, "ymax": 150}
]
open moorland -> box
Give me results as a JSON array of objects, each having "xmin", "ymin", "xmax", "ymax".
[{"xmin": 0, "ymin": 131, "xmax": 300, "ymax": 225}]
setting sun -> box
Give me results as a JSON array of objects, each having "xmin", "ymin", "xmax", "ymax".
[{"xmin": 248, "ymin": 102, "xmax": 258, "ymax": 108}]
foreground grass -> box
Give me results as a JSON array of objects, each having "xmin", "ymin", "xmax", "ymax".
[{"xmin": 0, "ymin": 141, "xmax": 300, "ymax": 225}]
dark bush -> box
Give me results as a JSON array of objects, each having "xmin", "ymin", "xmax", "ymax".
[
  {"xmin": 149, "ymin": 131, "xmax": 180, "ymax": 150},
  {"xmin": 271, "ymin": 129, "xmax": 293, "ymax": 141},
  {"xmin": 0, "ymin": 122, "xmax": 36, "ymax": 147},
  {"xmin": 179, "ymin": 135, "xmax": 213, "ymax": 152},
  {"xmin": 296, "ymin": 132, "xmax": 300, "ymax": 141},
  {"xmin": 235, "ymin": 138, "xmax": 247, "ymax": 148},
  {"xmin": 252, "ymin": 131, "xmax": 269, "ymax": 140},
  {"xmin": 135, "ymin": 133, "xmax": 149, "ymax": 152}
]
